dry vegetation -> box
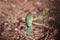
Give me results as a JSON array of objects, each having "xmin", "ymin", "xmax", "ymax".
[{"xmin": 0, "ymin": 0, "xmax": 60, "ymax": 40}]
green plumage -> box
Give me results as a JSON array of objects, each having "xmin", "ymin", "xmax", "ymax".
[{"xmin": 25, "ymin": 12, "xmax": 33, "ymax": 34}]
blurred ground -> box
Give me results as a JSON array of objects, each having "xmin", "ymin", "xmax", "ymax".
[{"xmin": 0, "ymin": 0, "xmax": 59, "ymax": 40}]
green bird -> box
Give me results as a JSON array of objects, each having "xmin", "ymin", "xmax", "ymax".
[{"xmin": 25, "ymin": 12, "xmax": 33, "ymax": 34}]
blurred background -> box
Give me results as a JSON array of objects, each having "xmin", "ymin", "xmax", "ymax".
[{"xmin": 0, "ymin": 0, "xmax": 60, "ymax": 40}]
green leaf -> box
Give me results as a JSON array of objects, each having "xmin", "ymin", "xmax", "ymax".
[
  {"xmin": 25, "ymin": 12, "xmax": 33, "ymax": 34},
  {"xmin": 25, "ymin": 12, "xmax": 33, "ymax": 27},
  {"xmin": 26, "ymin": 27, "xmax": 31, "ymax": 34}
]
